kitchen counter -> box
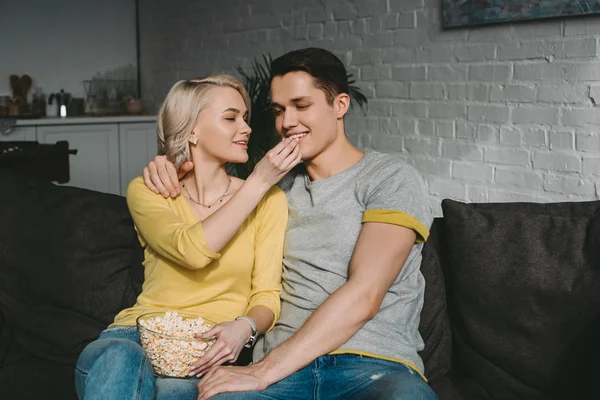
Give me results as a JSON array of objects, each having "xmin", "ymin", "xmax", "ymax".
[
  {"xmin": 3, "ymin": 117, "xmax": 158, "ymax": 196},
  {"xmin": 15, "ymin": 115, "xmax": 157, "ymax": 126}
]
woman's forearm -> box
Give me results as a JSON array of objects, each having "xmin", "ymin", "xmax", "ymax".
[
  {"xmin": 200, "ymin": 174, "xmax": 271, "ymax": 253},
  {"xmin": 245, "ymin": 305, "xmax": 275, "ymax": 335}
]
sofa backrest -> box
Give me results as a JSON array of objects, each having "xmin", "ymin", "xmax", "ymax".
[
  {"xmin": 0, "ymin": 171, "xmax": 144, "ymax": 366},
  {"xmin": 430, "ymin": 199, "xmax": 600, "ymax": 400}
]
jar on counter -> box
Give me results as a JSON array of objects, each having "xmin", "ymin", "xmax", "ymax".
[
  {"xmin": 0, "ymin": 95, "xmax": 10, "ymax": 117},
  {"xmin": 8, "ymin": 103, "xmax": 19, "ymax": 116},
  {"xmin": 31, "ymin": 88, "xmax": 46, "ymax": 117}
]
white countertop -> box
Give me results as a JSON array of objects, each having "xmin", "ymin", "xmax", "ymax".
[{"xmin": 15, "ymin": 115, "xmax": 157, "ymax": 126}]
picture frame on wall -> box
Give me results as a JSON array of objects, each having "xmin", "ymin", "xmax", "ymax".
[{"xmin": 443, "ymin": 0, "xmax": 600, "ymax": 29}]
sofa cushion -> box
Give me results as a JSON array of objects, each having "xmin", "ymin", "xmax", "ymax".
[
  {"xmin": 441, "ymin": 199, "xmax": 600, "ymax": 399},
  {"xmin": 0, "ymin": 354, "xmax": 77, "ymax": 399},
  {"xmin": 0, "ymin": 171, "xmax": 143, "ymax": 365}
]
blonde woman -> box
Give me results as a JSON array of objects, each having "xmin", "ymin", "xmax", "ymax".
[{"xmin": 74, "ymin": 75, "xmax": 301, "ymax": 400}]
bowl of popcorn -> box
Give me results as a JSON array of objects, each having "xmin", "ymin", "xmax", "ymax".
[{"xmin": 137, "ymin": 311, "xmax": 216, "ymax": 378}]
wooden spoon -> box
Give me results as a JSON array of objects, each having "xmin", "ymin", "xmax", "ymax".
[
  {"xmin": 9, "ymin": 74, "xmax": 20, "ymax": 100},
  {"xmin": 20, "ymin": 75, "xmax": 32, "ymax": 102}
]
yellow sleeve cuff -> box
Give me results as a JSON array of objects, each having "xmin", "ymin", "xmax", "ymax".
[
  {"xmin": 362, "ymin": 209, "xmax": 430, "ymax": 243},
  {"xmin": 245, "ymin": 301, "xmax": 280, "ymax": 332}
]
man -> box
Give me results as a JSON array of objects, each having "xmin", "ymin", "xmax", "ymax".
[{"xmin": 143, "ymin": 48, "xmax": 437, "ymax": 400}]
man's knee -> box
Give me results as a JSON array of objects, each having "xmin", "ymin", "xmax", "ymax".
[
  {"xmin": 209, "ymin": 394, "xmax": 237, "ymax": 400},
  {"xmin": 155, "ymin": 377, "xmax": 199, "ymax": 400},
  {"xmin": 209, "ymin": 392, "xmax": 265, "ymax": 400},
  {"xmin": 368, "ymin": 373, "xmax": 438, "ymax": 400}
]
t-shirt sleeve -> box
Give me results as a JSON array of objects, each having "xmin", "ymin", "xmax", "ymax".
[
  {"xmin": 246, "ymin": 186, "xmax": 287, "ymax": 330},
  {"xmin": 126, "ymin": 177, "xmax": 220, "ymax": 269},
  {"xmin": 362, "ymin": 163, "xmax": 433, "ymax": 243}
]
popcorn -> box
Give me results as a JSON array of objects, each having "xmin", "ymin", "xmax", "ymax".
[{"xmin": 138, "ymin": 311, "xmax": 216, "ymax": 378}]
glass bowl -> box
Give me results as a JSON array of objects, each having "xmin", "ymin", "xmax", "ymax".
[{"xmin": 136, "ymin": 311, "xmax": 216, "ymax": 378}]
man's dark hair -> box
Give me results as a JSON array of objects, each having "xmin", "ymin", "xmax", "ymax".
[{"xmin": 270, "ymin": 48, "xmax": 349, "ymax": 104}]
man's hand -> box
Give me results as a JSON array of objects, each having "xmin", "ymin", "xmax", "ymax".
[
  {"xmin": 143, "ymin": 155, "xmax": 193, "ymax": 198},
  {"xmin": 196, "ymin": 364, "xmax": 268, "ymax": 400}
]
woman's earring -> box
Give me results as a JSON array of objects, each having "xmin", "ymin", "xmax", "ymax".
[{"xmin": 192, "ymin": 139, "xmax": 197, "ymax": 145}]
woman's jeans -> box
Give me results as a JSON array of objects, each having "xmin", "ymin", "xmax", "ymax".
[{"xmin": 75, "ymin": 326, "xmax": 200, "ymax": 400}]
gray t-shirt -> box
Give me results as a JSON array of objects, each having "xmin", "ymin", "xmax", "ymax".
[{"xmin": 254, "ymin": 150, "xmax": 434, "ymax": 375}]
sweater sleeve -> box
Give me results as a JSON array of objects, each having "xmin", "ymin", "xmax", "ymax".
[
  {"xmin": 126, "ymin": 177, "xmax": 220, "ymax": 270},
  {"xmin": 244, "ymin": 186, "xmax": 287, "ymax": 331}
]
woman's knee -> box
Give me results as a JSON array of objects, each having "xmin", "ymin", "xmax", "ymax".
[
  {"xmin": 77, "ymin": 338, "xmax": 146, "ymax": 374},
  {"xmin": 75, "ymin": 337, "xmax": 153, "ymax": 399}
]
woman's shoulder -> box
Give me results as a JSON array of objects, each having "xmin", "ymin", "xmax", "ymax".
[
  {"xmin": 127, "ymin": 176, "xmax": 154, "ymax": 196},
  {"xmin": 126, "ymin": 176, "xmax": 171, "ymax": 205},
  {"xmin": 262, "ymin": 185, "xmax": 287, "ymax": 206},
  {"xmin": 253, "ymin": 185, "xmax": 288, "ymax": 223},
  {"xmin": 127, "ymin": 176, "xmax": 149, "ymax": 197},
  {"xmin": 128, "ymin": 176, "xmax": 146, "ymax": 189}
]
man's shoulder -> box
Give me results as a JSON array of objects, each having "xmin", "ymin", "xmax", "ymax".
[{"xmin": 361, "ymin": 151, "xmax": 422, "ymax": 185}]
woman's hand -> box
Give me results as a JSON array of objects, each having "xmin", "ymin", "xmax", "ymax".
[
  {"xmin": 188, "ymin": 319, "xmax": 253, "ymax": 377},
  {"xmin": 247, "ymin": 137, "xmax": 301, "ymax": 190}
]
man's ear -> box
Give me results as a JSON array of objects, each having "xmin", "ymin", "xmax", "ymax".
[{"xmin": 334, "ymin": 93, "xmax": 350, "ymax": 119}]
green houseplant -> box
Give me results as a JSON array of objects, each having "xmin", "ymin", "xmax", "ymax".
[{"xmin": 230, "ymin": 54, "xmax": 368, "ymax": 179}]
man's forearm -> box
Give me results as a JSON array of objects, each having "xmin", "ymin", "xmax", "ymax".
[{"xmin": 253, "ymin": 280, "xmax": 377, "ymax": 386}]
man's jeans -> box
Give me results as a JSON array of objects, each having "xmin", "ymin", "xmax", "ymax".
[
  {"xmin": 75, "ymin": 326, "xmax": 199, "ymax": 400},
  {"xmin": 210, "ymin": 354, "xmax": 438, "ymax": 400}
]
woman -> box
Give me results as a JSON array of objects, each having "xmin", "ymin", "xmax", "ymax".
[{"xmin": 75, "ymin": 75, "xmax": 301, "ymax": 400}]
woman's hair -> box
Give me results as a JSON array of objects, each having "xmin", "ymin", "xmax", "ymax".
[{"xmin": 156, "ymin": 74, "xmax": 251, "ymax": 169}]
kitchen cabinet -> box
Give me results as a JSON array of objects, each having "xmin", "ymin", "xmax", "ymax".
[
  {"xmin": 8, "ymin": 116, "xmax": 157, "ymax": 196},
  {"xmin": 119, "ymin": 123, "xmax": 158, "ymax": 195},
  {"xmin": 37, "ymin": 124, "xmax": 121, "ymax": 195},
  {"xmin": 0, "ymin": 126, "xmax": 36, "ymax": 141}
]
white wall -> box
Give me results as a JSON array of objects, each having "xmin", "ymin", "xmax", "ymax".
[
  {"xmin": 139, "ymin": 0, "xmax": 600, "ymax": 214},
  {"xmin": 0, "ymin": 0, "xmax": 137, "ymax": 100}
]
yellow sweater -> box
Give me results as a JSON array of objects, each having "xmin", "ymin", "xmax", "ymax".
[{"xmin": 112, "ymin": 177, "xmax": 287, "ymax": 328}]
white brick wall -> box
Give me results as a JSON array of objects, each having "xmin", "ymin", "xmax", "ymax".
[{"xmin": 140, "ymin": 0, "xmax": 600, "ymax": 215}]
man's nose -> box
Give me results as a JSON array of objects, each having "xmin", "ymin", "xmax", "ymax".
[{"xmin": 282, "ymin": 109, "xmax": 298, "ymax": 129}]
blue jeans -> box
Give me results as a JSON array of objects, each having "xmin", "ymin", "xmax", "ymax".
[
  {"xmin": 210, "ymin": 354, "xmax": 438, "ymax": 400},
  {"xmin": 75, "ymin": 326, "xmax": 199, "ymax": 400}
]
